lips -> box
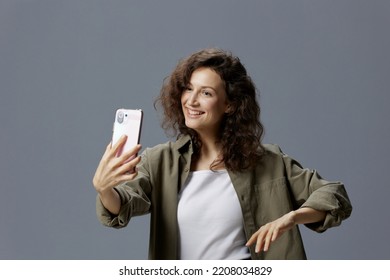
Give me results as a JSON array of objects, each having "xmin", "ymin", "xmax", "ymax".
[{"xmin": 187, "ymin": 108, "xmax": 204, "ymax": 116}]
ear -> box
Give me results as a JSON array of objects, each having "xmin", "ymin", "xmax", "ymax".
[{"xmin": 225, "ymin": 104, "xmax": 233, "ymax": 114}]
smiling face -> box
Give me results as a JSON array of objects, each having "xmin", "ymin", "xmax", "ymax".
[{"xmin": 181, "ymin": 67, "xmax": 230, "ymax": 136}]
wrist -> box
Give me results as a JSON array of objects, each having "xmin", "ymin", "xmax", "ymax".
[
  {"xmin": 288, "ymin": 207, "xmax": 327, "ymax": 225},
  {"xmin": 288, "ymin": 210, "xmax": 298, "ymax": 225},
  {"xmin": 98, "ymin": 188, "xmax": 121, "ymax": 215},
  {"xmin": 98, "ymin": 186, "xmax": 116, "ymax": 199}
]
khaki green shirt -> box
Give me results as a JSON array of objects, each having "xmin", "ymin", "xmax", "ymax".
[{"xmin": 96, "ymin": 135, "xmax": 352, "ymax": 259}]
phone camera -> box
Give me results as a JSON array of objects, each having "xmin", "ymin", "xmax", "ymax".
[{"xmin": 117, "ymin": 111, "xmax": 124, "ymax": 124}]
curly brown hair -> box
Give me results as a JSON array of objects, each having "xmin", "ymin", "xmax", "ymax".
[{"xmin": 155, "ymin": 48, "xmax": 265, "ymax": 172}]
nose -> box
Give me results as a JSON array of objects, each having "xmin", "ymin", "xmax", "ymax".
[{"xmin": 186, "ymin": 91, "xmax": 198, "ymax": 106}]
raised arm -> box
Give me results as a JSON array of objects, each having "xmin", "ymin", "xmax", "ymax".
[{"xmin": 93, "ymin": 135, "xmax": 142, "ymax": 215}]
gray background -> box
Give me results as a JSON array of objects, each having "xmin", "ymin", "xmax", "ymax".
[{"xmin": 1, "ymin": 0, "xmax": 389, "ymax": 260}]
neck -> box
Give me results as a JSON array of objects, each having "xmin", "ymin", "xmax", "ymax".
[
  {"xmin": 197, "ymin": 131, "xmax": 221, "ymax": 155},
  {"xmin": 191, "ymin": 131, "xmax": 225, "ymax": 171}
]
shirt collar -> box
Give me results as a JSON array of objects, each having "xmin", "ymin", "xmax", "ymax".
[{"xmin": 173, "ymin": 134, "xmax": 192, "ymax": 153}]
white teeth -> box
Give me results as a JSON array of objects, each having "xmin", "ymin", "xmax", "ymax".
[{"xmin": 188, "ymin": 109, "xmax": 203, "ymax": 115}]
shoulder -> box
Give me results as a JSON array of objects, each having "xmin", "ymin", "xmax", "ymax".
[
  {"xmin": 260, "ymin": 143, "xmax": 288, "ymax": 162},
  {"xmin": 260, "ymin": 143, "xmax": 304, "ymax": 169},
  {"xmin": 262, "ymin": 143, "xmax": 284, "ymax": 155},
  {"xmin": 250, "ymin": 144, "xmax": 293, "ymax": 177}
]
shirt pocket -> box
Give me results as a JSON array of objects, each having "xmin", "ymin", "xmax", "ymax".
[{"xmin": 253, "ymin": 177, "xmax": 294, "ymax": 223}]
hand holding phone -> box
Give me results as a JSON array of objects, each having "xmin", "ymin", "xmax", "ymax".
[{"xmin": 92, "ymin": 109, "xmax": 143, "ymax": 204}]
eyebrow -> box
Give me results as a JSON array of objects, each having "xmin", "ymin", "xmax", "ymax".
[{"xmin": 187, "ymin": 83, "xmax": 218, "ymax": 92}]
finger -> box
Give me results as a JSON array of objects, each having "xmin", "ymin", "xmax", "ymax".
[
  {"xmin": 99, "ymin": 141, "xmax": 114, "ymax": 162},
  {"xmin": 263, "ymin": 230, "xmax": 274, "ymax": 252},
  {"xmin": 118, "ymin": 168, "xmax": 139, "ymax": 182},
  {"xmin": 117, "ymin": 156, "xmax": 142, "ymax": 175},
  {"xmin": 110, "ymin": 135, "xmax": 128, "ymax": 156},
  {"xmin": 246, "ymin": 231, "xmax": 259, "ymax": 246},
  {"xmin": 271, "ymin": 228, "xmax": 280, "ymax": 242},
  {"xmin": 105, "ymin": 141, "xmax": 112, "ymax": 151},
  {"xmin": 255, "ymin": 230, "xmax": 267, "ymax": 253},
  {"xmin": 255, "ymin": 234, "xmax": 266, "ymax": 253},
  {"xmin": 119, "ymin": 144, "xmax": 142, "ymax": 162}
]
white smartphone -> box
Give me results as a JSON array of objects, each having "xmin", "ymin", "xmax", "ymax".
[{"xmin": 112, "ymin": 108, "xmax": 143, "ymax": 157}]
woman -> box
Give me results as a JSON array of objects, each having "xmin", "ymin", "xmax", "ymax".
[{"xmin": 93, "ymin": 48, "xmax": 352, "ymax": 259}]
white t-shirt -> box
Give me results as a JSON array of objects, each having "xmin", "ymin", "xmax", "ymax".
[{"xmin": 177, "ymin": 170, "xmax": 250, "ymax": 260}]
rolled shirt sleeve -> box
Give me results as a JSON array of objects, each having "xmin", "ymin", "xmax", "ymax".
[
  {"xmin": 95, "ymin": 150, "xmax": 152, "ymax": 228},
  {"xmin": 281, "ymin": 149, "xmax": 352, "ymax": 232}
]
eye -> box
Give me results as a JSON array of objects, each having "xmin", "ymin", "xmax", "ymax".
[
  {"xmin": 202, "ymin": 90, "xmax": 212, "ymax": 96},
  {"xmin": 185, "ymin": 85, "xmax": 192, "ymax": 91}
]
